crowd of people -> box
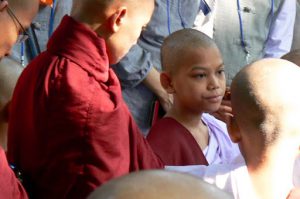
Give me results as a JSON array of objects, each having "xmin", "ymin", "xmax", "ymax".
[{"xmin": 0, "ymin": 0, "xmax": 299, "ymax": 198}]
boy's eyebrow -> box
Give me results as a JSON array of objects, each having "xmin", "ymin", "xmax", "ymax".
[{"xmin": 191, "ymin": 63, "xmax": 224, "ymax": 71}]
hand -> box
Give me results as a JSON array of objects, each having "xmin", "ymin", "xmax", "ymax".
[
  {"xmin": 157, "ymin": 92, "xmax": 173, "ymax": 112},
  {"xmin": 212, "ymin": 99, "xmax": 233, "ymax": 126},
  {"xmin": 143, "ymin": 67, "xmax": 173, "ymax": 112}
]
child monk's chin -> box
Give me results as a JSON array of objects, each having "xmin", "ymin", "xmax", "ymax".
[{"xmin": 205, "ymin": 104, "xmax": 223, "ymax": 113}]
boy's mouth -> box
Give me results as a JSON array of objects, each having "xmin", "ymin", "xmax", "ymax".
[{"xmin": 203, "ymin": 95, "xmax": 223, "ymax": 103}]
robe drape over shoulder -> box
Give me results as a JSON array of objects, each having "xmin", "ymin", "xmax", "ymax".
[
  {"xmin": 147, "ymin": 117, "xmax": 209, "ymax": 166},
  {"xmin": 7, "ymin": 15, "xmax": 163, "ymax": 199},
  {"xmin": 147, "ymin": 113, "xmax": 240, "ymax": 166}
]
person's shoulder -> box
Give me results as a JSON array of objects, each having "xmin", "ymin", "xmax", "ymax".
[
  {"xmin": 202, "ymin": 113, "xmax": 227, "ymax": 134},
  {"xmin": 202, "ymin": 113, "xmax": 241, "ymax": 163},
  {"xmin": 148, "ymin": 117, "xmax": 183, "ymax": 138}
]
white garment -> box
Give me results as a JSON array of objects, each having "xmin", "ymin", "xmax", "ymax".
[
  {"xmin": 166, "ymin": 155, "xmax": 300, "ymax": 199},
  {"xmin": 293, "ymin": 153, "xmax": 300, "ymax": 186},
  {"xmin": 264, "ymin": 0, "xmax": 296, "ymax": 58},
  {"xmin": 202, "ymin": 113, "xmax": 241, "ymax": 165},
  {"xmin": 166, "ymin": 157, "xmax": 257, "ymax": 199},
  {"xmin": 193, "ymin": 0, "xmax": 217, "ymax": 38}
]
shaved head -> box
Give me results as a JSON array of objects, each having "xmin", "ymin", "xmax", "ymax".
[
  {"xmin": 281, "ymin": 49, "xmax": 300, "ymax": 66},
  {"xmin": 161, "ymin": 29, "xmax": 217, "ymax": 74},
  {"xmin": 71, "ymin": 0, "xmax": 150, "ymax": 23},
  {"xmin": 231, "ymin": 58, "xmax": 300, "ymax": 152},
  {"xmin": 88, "ymin": 170, "xmax": 233, "ymax": 199}
]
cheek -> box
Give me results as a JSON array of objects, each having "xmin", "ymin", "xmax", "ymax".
[
  {"xmin": 0, "ymin": 28, "xmax": 18, "ymax": 56},
  {"xmin": 219, "ymin": 76, "xmax": 226, "ymax": 93}
]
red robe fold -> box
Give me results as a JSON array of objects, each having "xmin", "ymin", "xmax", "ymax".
[
  {"xmin": 147, "ymin": 117, "xmax": 209, "ymax": 166},
  {"xmin": 7, "ymin": 15, "xmax": 163, "ymax": 199}
]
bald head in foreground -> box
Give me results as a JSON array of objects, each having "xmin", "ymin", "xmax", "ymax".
[
  {"xmin": 229, "ymin": 58, "xmax": 300, "ymax": 199},
  {"xmin": 88, "ymin": 170, "xmax": 233, "ymax": 199}
]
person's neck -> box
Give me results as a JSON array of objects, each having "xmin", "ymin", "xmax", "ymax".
[
  {"xmin": 70, "ymin": 13, "xmax": 107, "ymax": 39},
  {"xmin": 166, "ymin": 103, "xmax": 209, "ymax": 150},
  {"xmin": 247, "ymin": 141, "xmax": 298, "ymax": 199},
  {"xmin": 166, "ymin": 104, "xmax": 204, "ymax": 129}
]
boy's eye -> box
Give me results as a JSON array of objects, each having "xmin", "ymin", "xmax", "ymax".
[
  {"xmin": 193, "ymin": 73, "xmax": 206, "ymax": 79},
  {"xmin": 217, "ymin": 69, "xmax": 225, "ymax": 75}
]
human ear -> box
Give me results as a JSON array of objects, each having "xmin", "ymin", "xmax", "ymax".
[
  {"xmin": 227, "ymin": 116, "xmax": 242, "ymax": 143},
  {"xmin": 108, "ymin": 6, "xmax": 127, "ymax": 33},
  {"xmin": 0, "ymin": 0, "xmax": 8, "ymax": 11},
  {"xmin": 160, "ymin": 72, "xmax": 175, "ymax": 94}
]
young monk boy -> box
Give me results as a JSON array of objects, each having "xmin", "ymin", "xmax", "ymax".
[
  {"xmin": 0, "ymin": 0, "xmax": 39, "ymax": 198},
  {"xmin": 147, "ymin": 29, "xmax": 240, "ymax": 166},
  {"xmin": 168, "ymin": 58, "xmax": 300, "ymax": 199},
  {"xmin": 7, "ymin": 0, "xmax": 163, "ymax": 198},
  {"xmin": 87, "ymin": 170, "xmax": 233, "ymax": 199}
]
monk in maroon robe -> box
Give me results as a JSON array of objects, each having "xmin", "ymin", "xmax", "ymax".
[{"xmin": 7, "ymin": 0, "xmax": 163, "ymax": 198}]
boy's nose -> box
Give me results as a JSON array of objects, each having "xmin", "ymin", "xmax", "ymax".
[{"xmin": 208, "ymin": 76, "xmax": 219, "ymax": 90}]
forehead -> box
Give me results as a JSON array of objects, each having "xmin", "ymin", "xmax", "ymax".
[{"xmin": 176, "ymin": 46, "xmax": 222, "ymax": 71}]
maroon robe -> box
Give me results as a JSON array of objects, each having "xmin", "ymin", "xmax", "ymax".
[
  {"xmin": 0, "ymin": 148, "xmax": 28, "ymax": 199},
  {"xmin": 7, "ymin": 16, "xmax": 163, "ymax": 199},
  {"xmin": 147, "ymin": 117, "xmax": 209, "ymax": 166}
]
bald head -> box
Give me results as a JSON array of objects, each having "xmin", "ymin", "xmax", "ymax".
[
  {"xmin": 161, "ymin": 29, "xmax": 217, "ymax": 74},
  {"xmin": 231, "ymin": 58, "xmax": 300, "ymax": 146},
  {"xmin": 88, "ymin": 170, "xmax": 233, "ymax": 199},
  {"xmin": 71, "ymin": 0, "xmax": 151, "ymax": 24},
  {"xmin": 281, "ymin": 49, "xmax": 300, "ymax": 66}
]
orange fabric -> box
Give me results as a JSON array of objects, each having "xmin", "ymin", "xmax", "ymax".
[{"xmin": 40, "ymin": 0, "xmax": 53, "ymax": 6}]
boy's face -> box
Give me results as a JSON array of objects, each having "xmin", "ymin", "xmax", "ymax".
[
  {"xmin": 171, "ymin": 46, "xmax": 226, "ymax": 113},
  {"xmin": 106, "ymin": 1, "xmax": 154, "ymax": 64}
]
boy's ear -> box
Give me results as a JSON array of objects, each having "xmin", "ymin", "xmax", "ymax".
[
  {"xmin": 227, "ymin": 116, "xmax": 242, "ymax": 143},
  {"xmin": 0, "ymin": 0, "xmax": 8, "ymax": 11},
  {"xmin": 108, "ymin": 6, "xmax": 127, "ymax": 33},
  {"xmin": 160, "ymin": 72, "xmax": 175, "ymax": 94}
]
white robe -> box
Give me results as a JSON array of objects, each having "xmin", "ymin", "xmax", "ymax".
[{"xmin": 166, "ymin": 155, "xmax": 300, "ymax": 199}]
